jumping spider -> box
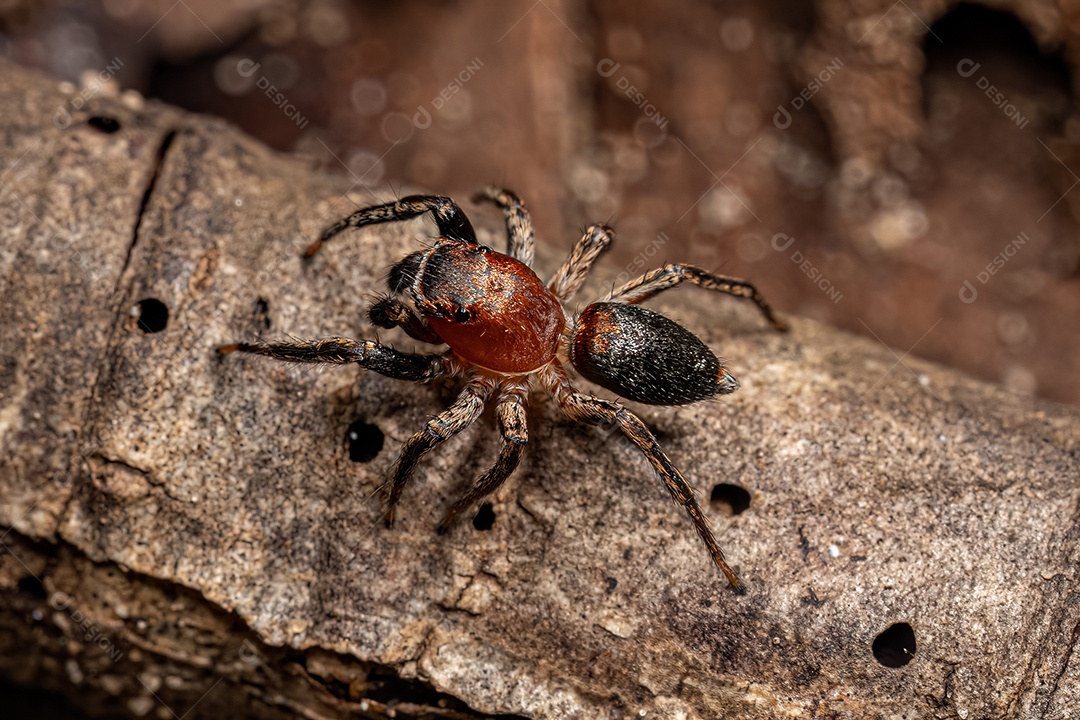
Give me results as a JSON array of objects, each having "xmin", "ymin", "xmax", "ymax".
[{"xmin": 220, "ymin": 188, "xmax": 787, "ymax": 591}]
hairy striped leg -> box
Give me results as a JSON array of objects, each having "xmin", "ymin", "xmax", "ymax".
[
  {"xmin": 610, "ymin": 263, "xmax": 788, "ymax": 332},
  {"xmin": 384, "ymin": 375, "xmax": 497, "ymax": 526},
  {"xmin": 218, "ymin": 337, "xmax": 446, "ymax": 381},
  {"xmin": 538, "ymin": 363, "xmax": 745, "ymax": 591},
  {"xmin": 548, "ymin": 224, "xmax": 614, "ymax": 303},
  {"xmin": 473, "ymin": 186, "xmax": 536, "ymax": 266},
  {"xmin": 305, "ymin": 194, "xmax": 478, "ymax": 257},
  {"xmin": 437, "ymin": 381, "xmax": 529, "ymax": 532}
]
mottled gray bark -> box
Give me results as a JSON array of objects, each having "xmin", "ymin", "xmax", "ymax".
[{"xmin": 1, "ymin": 59, "xmax": 1078, "ymax": 719}]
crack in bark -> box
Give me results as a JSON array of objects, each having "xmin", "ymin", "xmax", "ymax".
[
  {"xmin": 86, "ymin": 452, "xmax": 151, "ymax": 478},
  {"xmin": 1011, "ymin": 492, "xmax": 1080, "ymax": 716},
  {"xmin": 80, "ymin": 124, "xmax": 180, "ymax": 409},
  {"xmin": 49, "ymin": 125, "xmax": 184, "ymax": 553},
  {"xmin": 924, "ymin": 661, "xmax": 959, "ymax": 710},
  {"xmin": 117, "ymin": 128, "xmax": 178, "ymax": 287},
  {"xmin": 1046, "ymin": 620, "xmax": 1080, "ymax": 710}
]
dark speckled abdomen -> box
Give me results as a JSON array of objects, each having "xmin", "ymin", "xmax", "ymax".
[{"xmin": 570, "ymin": 302, "xmax": 739, "ymax": 405}]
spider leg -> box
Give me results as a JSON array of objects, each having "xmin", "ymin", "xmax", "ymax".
[
  {"xmin": 218, "ymin": 337, "xmax": 445, "ymax": 381},
  {"xmin": 369, "ymin": 297, "xmax": 444, "ymax": 345},
  {"xmin": 473, "ymin": 186, "xmax": 535, "ymax": 265},
  {"xmin": 437, "ymin": 381, "xmax": 528, "ymax": 533},
  {"xmin": 539, "ymin": 363, "xmax": 745, "ymax": 591},
  {"xmin": 384, "ymin": 375, "xmax": 496, "ymax": 526},
  {"xmin": 548, "ymin": 224, "xmax": 614, "ymax": 302},
  {"xmin": 609, "ymin": 264, "xmax": 788, "ymax": 332},
  {"xmin": 305, "ymin": 195, "xmax": 478, "ymax": 257}
]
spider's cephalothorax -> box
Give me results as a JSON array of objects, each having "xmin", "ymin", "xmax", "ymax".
[{"xmin": 221, "ymin": 189, "xmax": 788, "ymax": 591}]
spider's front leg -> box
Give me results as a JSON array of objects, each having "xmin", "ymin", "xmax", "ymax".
[
  {"xmin": 305, "ymin": 195, "xmax": 478, "ymax": 258},
  {"xmin": 218, "ymin": 337, "xmax": 445, "ymax": 381},
  {"xmin": 539, "ymin": 364, "xmax": 745, "ymax": 591},
  {"xmin": 368, "ymin": 297, "xmax": 444, "ymax": 345},
  {"xmin": 437, "ymin": 381, "xmax": 529, "ymax": 533},
  {"xmin": 473, "ymin": 186, "xmax": 535, "ymax": 266}
]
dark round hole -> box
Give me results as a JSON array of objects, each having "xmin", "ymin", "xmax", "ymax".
[
  {"xmin": 710, "ymin": 483, "xmax": 751, "ymax": 516},
  {"xmin": 18, "ymin": 575, "xmax": 46, "ymax": 600},
  {"xmin": 472, "ymin": 503, "xmax": 495, "ymax": 531},
  {"xmin": 253, "ymin": 297, "xmax": 271, "ymax": 330},
  {"xmin": 134, "ymin": 298, "xmax": 168, "ymax": 333},
  {"xmin": 346, "ymin": 420, "xmax": 384, "ymax": 463},
  {"xmin": 88, "ymin": 115, "xmax": 121, "ymax": 133},
  {"xmin": 873, "ymin": 622, "xmax": 917, "ymax": 668}
]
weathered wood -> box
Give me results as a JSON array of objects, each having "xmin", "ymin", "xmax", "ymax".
[{"xmin": 1, "ymin": 59, "xmax": 1079, "ymax": 719}]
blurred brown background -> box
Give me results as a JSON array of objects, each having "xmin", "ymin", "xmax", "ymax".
[{"xmin": 3, "ymin": 0, "xmax": 1078, "ymax": 406}]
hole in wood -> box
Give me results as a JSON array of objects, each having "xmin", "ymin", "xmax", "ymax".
[
  {"xmin": 88, "ymin": 116, "xmax": 121, "ymax": 133},
  {"xmin": 472, "ymin": 502, "xmax": 495, "ymax": 531},
  {"xmin": 873, "ymin": 622, "xmax": 917, "ymax": 668},
  {"xmin": 134, "ymin": 298, "xmax": 168, "ymax": 333},
  {"xmin": 18, "ymin": 575, "xmax": 46, "ymax": 600},
  {"xmin": 710, "ymin": 483, "xmax": 751, "ymax": 516},
  {"xmin": 346, "ymin": 420, "xmax": 384, "ymax": 463},
  {"xmin": 253, "ymin": 297, "xmax": 271, "ymax": 330}
]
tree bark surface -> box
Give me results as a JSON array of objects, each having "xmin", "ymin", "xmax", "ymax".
[{"xmin": 1, "ymin": 59, "xmax": 1079, "ymax": 719}]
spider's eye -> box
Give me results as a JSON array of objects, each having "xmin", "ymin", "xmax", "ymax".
[{"xmin": 453, "ymin": 306, "xmax": 471, "ymax": 323}]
